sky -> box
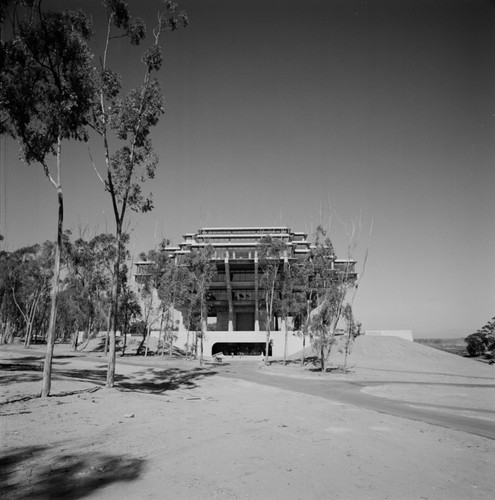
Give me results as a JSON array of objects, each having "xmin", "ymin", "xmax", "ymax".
[{"xmin": 1, "ymin": 0, "xmax": 494, "ymax": 338}]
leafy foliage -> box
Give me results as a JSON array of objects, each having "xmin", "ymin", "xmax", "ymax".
[
  {"xmin": 258, "ymin": 236, "xmax": 286, "ymax": 363},
  {"xmin": 299, "ymin": 230, "xmax": 356, "ymax": 371},
  {"xmin": 0, "ymin": 242, "xmax": 54, "ymax": 344},
  {"xmin": 179, "ymin": 247, "xmax": 215, "ymax": 364},
  {"xmin": 91, "ymin": 0, "xmax": 187, "ymax": 384},
  {"xmin": 94, "ymin": 0, "xmax": 188, "ymax": 219},
  {"xmin": 465, "ymin": 318, "xmax": 495, "ymax": 357},
  {"xmin": 1, "ymin": 1, "xmax": 98, "ymax": 396},
  {"xmin": 0, "ymin": 6, "xmax": 96, "ymax": 165},
  {"xmin": 63, "ymin": 233, "xmax": 125, "ymax": 342}
]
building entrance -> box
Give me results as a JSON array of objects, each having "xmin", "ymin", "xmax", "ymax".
[{"xmin": 212, "ymin": 342, "xmax": 271, "ymax": 357}]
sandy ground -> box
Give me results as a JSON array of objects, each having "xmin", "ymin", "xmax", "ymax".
[{"xmin": 1, "ymin": 337, "xmax": 494, "ymax": 500}]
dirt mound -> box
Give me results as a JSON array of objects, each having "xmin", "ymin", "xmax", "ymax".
[
  {"xmin": 337, "ymin": 335, "xmax": 490, "ymax": 376},
  {"xmin": 287, "ymin": 335, "xmax": 493, "ymax": 377}
]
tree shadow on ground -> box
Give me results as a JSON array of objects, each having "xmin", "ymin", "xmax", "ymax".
[
  {"xmin": 54, "ymin": 366, "xmax": 218, "ymax": 394},
  {"xmin": 0, "ymin": 362, "xmax": 43, "ymax": 371},
  {"xmin": 0, "ymin": 361, "xmax": 44, "ymax": 386},
  {"xmin": 0, "ymin": 355, "xmax": 44, "ymax": 361},
  {"xmin": 1, "ymin": 445, "xmax": 145, "ymax": 500},
  {"xmin": 0, "ymin": 372, "xmax": 42, "ymax": 385},
  {"xmin": 117, "ymin": 367, "xmax": 218, "ymax": 394},
  {"xmin": 1, "ymin": 359, "xmax": 219, "ymax": 396},
  {"xmin": 266, "ymin": 359, "xmax": 302, "ymax": 366},
  {"xmin": 54, "ymin": 367, "xmax": 125, "ymax": 386}
]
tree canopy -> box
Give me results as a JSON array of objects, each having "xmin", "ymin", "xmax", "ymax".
[
  {"xmin": 0, "ymin": 1, "xmax": 98, "ymax": 396},
  {"xmin": 465, "ymin": 318, "xmax": 495, "ymax": 358}
]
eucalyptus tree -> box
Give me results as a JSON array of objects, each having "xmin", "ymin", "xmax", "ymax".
[
  {"xmin": 258, "ymin": 236, "xmax": 286, "ymax": 365},
  {"xmin": 6, "ymin": 245, "xmax": 44, "ymax": 347},
  {"xmin": 0, "ymin": 250, "xmax": 18, "ymax": 344},
  {"xmin": 64, "ymin": 233, "xmax": 120, "ymax": 348},
  {"xmin": 136, "ymin": 245, "xmax": 170, "ymax": 356},
  {"xmin": 297, "ymin": 232, "xmax": 336, "ymax": 365},
  {"xmin": 90, "ymin": 0, "xmax": 187, "ymax": 386},
  {"xmin": 158, "ymin": 257, "xmax": 191, "ymax": 357},
  {"xmin": 465, "ymin": 317, "xmax": 495, "ymax": 357},
  {"xmin": 0, "ymin": 243, "xmax": 52, "ymax": 346},
  {"xmin": 307, "ymin": 226, "xmax": 357, "ymax": 372},
  {"xmin": 1, "ymin": 2, "xmax": 97, "ymax": 396},
  {"xmin": 1, "ymin": 249, "xmax": 28, "ymax": 344},
  {"xmin": 341, "ymin": 303, "xmax": 361, "ymax": 371},
  {"xmin": 181, "ymin": 246, "xmax": 215, "ymax": 366},
  {"xmin": 56, "ymin": 287, "xmax": 85, "ymax": 346},
  {"xmin": 311, "ymin": 284, "xmax": 346, "ymax": 371},
  {"xmin": 279, "ymin": 261, "xmax": 306, "ymax": 365},
  {"xmin": 117, "ymin": 280, "xmax": 141, "ymax": 357}
]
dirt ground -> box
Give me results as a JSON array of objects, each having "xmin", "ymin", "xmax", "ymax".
[{"xmin": 1, "ymin": 337, "xmax": 494, "ymax": 500}]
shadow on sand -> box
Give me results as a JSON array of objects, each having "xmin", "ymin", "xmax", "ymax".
[
  {"xmin": 1, "ymin": 445, "xmax": 145, "ymax": 500},
  {"xmin": 54, "ymin": 365, "xmax": 218, "ymax": 395}
]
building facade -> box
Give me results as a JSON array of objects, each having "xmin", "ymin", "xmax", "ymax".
[{"xmin": 135, "ymin": 226, "xmax": 357, "ymax": 357}]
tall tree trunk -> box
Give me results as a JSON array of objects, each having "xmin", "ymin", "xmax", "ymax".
[
  {"xmin": 1, "ymin": 319, "xmax": 12, "ymax": 344},
  {"xmin": 283, "ymin": 316, "xmax": 288, "ymax": 365},
  {"xmin": 121, "ymin": 304, "xmax": 129, "ymax": 357},
  {"xmin": 24, "ymin": 317, "xmax": 33, "ymax": 348},
  {"xmin": 301, "ymin": 332, "xmax": 306, "ymax": 366},
  {"xmin": 24, "ymin": 293, "xmax": 39, "ymax": 348},
  {"xmin": 185, "ymin": 329, "xmax": 190, "ymax": 360},
  {"xmin": 41, "ymin": 138, "xmax": 63, "ymax": 397},
  {"xmin": 121, "ymin": 322, "xmax": 128, "ymax": 356},
  {"xmin": 157, "ymin": 308, "xmax": 164, "ymax": 357},
  {"xmin": 169, "ymin": 307, "xmax": 175, "ymax": 358},
  {"xmin": 73, "ymin": 328, "xmax": 79, "ymax": 351},
  {"xmin": 104, "ymin": 304, "xmax": 111, "ymax": 355},
  {"xmin": 301, "ymin": 300, "xmax": 311, "ymax": 366},
  {"xmin": 343, "ymin": 330, "xmax": 351, "ymax": 372},
  {"xmin": 30, "ymin": 291, "xmax": 41, "ymax": 343},
  {"xmin": 264, "ymin": 292, "xmax": 271, "ymax": 365},
  {"xmin": 86, "ymin": 317, "xmax": 92, "ymax": 345},
  {"xmin": 106, "ymin": 222, "xmax": 121, "ymax": 388},
  {"xmin": 145, "ymin": 323, "xmax": 151, "ymax": 357},
  {"xmin": 163, "ymin": 308, "xmax": 169, "ymax": 357},
  {"xmin": 199, "ymin": 298, "xmax": 205, "ymax": 367},
  {"xmin": 11, "ymin": 287, "xmax": 36, "ymax": 348}
]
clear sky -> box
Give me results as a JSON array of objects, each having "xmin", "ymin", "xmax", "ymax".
[{"xmin": 1, "ymin": 0, "xmax": 494, "ymax": 338}]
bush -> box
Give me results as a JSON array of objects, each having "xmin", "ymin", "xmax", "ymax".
[{"xmin": 465, "ymin": 317, "xmax": 495, "ymax": 357}]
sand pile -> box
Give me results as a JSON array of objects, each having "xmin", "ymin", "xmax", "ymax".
[
  {"xmin": 331, "ymin": 335, "xmax": 492, "ymax": 377},
  {"xmin": 283, "ymin": 335, "xmax": 493, "ymax": 380}
]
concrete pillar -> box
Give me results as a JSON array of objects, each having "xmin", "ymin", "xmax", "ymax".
[
  {"xmin": 254, "ymin": 251, "xmax": 260, "ymax": 331},
  {"xmin": 280, "ymin": 317, "xmax": 287, "ymax": 332},
  {"xmin": 225, "ymin": 253, "xmax": 234, "ymax": 332}
]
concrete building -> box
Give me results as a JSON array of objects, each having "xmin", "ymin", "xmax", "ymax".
[{"xmin": 135, "ymin": 227, "xmax": 357, "ymax": 358}]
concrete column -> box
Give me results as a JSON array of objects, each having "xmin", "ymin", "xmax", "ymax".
[
  {"xmin": 225, "ymin": 253, "xmax": 234, "ymax": 332},
  {"xmin": 254, "ymin": 251, "xmax": 260, "ymax": 331},
  {"xmin": 281, "ymin": 317, "xmax": 287, "ymax": 332}
]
